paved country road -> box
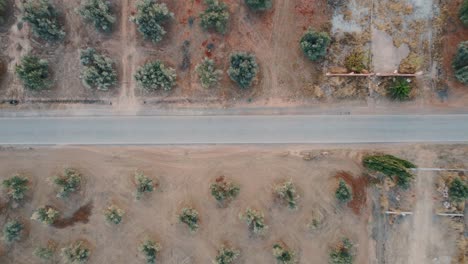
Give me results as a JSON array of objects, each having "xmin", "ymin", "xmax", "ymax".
[{"xmin": 0, "ymin": 115, "xmax": 467, "ymax": 145}]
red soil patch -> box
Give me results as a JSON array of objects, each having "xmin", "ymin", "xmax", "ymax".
[
  {"xmin": 53, "ymin": 202, "xmax": 93, "ymax": 229},
  {"xmin": 336, "ymin": 171, "xmax": 369, "ymax": 215}
]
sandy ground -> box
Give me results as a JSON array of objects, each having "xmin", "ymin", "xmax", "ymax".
[{"xmin": 0, "ymin": 144, "xmax": 466, "ymax": 263}]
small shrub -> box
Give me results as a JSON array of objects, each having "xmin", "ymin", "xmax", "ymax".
[
  {"xmin": 308, "ymin": 210, "xmax": 325, "ymax": 231},
  {"xmin": 22, "ymin": 0, "xmax": 65, "ymax": 41},
  {"xmin": 448, "ymin": 177, "xmax": 468, "ymax": 203},
  {"xmin": 275, "ymin": 180, "xmax": 299, "ymax": 209},
  {"xmin": 131, "ymin": 0, "xmax": 174, "ymax": 43},
  {"xmin": 196, "ymin": 57, "xmax": 223, "ymax": 88},
  {"xmin": 460, "ymin": 0, "xmax": 468, "ymax": 27},
  {"xmin": 104, "ymin": 205, "xmax": 125, "ymax": 224},
  {"xmin": 34, "ymin": 241, "xmax": 57, "ymax": 260},
  {"xmin": 78, "ymin": 0, "xmax": 116, "ymax": 32},
  {"xmin": 135, "ymin": 60, "xmax": 177, "ymax": 91},
  {"xmin": 134, "ymin": 172, "xmax": 155, "ymax": 200},
  {"xmin": 335, "ymin": 180, "xmax": 352, "ymax": 203},
  {"xmin": 363, "ymin": 154, "xmax": 416, "ymax": 189},
  {"xmin": 179, "ymin": 207, "xmax": 199, "ymax": 232},
  {"xmin": 0, "ymin": 0, "xmax": 7, "ymax": 24},
  {"xmin": 245, "ymin": 0, "xmax": 273, "ymax": 11},
  {"xmin": 80, "ymin": 48, "xmax": 117, "ymax": 91},
  {"xmin": 52, "ymin": 168, "xmax": 82, "ymax": 198},
  {"xmin": 139, "ymin": 239, "xmax": 161, "ymax": 264},
  {"xmin": 2, "ymin": 174, "xmax": 29, "ymax": 202},
  {"xmin": 228, "ymin": 52, "xmax": 258, "ymax": 88},
  {"xmin": 344, "ymin": 51, "xmax": 367, "ymax": 73},
  {"xmin": 31, "ymin": 206, "xmax": 60, "ymax": 225},
  {"xmin": 398, "ymin": 53, "xmax": 421, "ymax": 74},
  {"xmin": 329, "ymin": 238, "xmax": 354, "ymax": 264},
  {"xmin": 240, "ymin": 208, "xmax": 267, "ymax": 235},
  {"xmin": 15, "ymin": 55, "xmax": 50, "ymax": 90},
  {"xmin": 452, "ymin": 41, "xmax": 468, "ymax": 85},
  {"xmin": 272, "ymin": 243, "xmax": 296, "ymax": 264},
  {"xmin": 61, "ymin": 241, "xmax": 90, "ymax": 263},
  {"xmin": 300, "ymin": 29, "xmax": 330, "ymax": 61},
  {"xmin": 214, "ymin": 245, "xmax": 240, "ymax": 264},
  {"xmin": 210, "ymin": 176, "xmax": 240, "ymax": 206},
  {"xmin": 387, "ymin": 77, "xmax": 412, "ymax": 101},
  {"xmin": 200, "ymin": 0, "xmax": 230, "ymax": 34},
  {"xmin": 2, "ymin": 220, "xmax": 23, "ymax": 243}
]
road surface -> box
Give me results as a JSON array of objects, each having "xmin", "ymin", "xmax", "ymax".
[{"xmin": 1, "ymin": 115, "xmax": 467, "ymax": 144}]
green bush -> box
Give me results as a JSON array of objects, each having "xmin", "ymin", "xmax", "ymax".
[
  {"xmin": 272, "ymin": 243, "xmax": 296, "ymax": 264},
  {"xmin": 134, "ymin": 172, "xmax": 155, "ymax": 200},
  {"xmin": 0, "ymin": 0, "xmax": 7, "ymax": 24},
  {"xmin": 214, "ymin": 245, "xmax": 240, "ymax": 264},
  {"xmin": 363, "ymin": 154, "xmax": 416, "ymax": 189},
  {"xmin": 200, "ymin": 0, "xmax": 230, "ymax": 34},
  {"xmin": 61, "ymin": 241, "xmax": 90, "ymax": 263},
  {"xmin": 387, "ymin": 77, "xmax": 412, "ymax": 101},
  {"xmin": 2, "ymin": 174, "xmax": 29, "ymax": 202},
  {"xmin": 179, "ymin": 207, "xmax": 199, "ymax": 232},
  {"xmin": 78, "ymin": 0, "xmax": 116, "ymax": 32},
  {"xmin": 228, "ymin": 52, "xmax": 258, "ymax": 88},
  {"xmin": 53, "ymin": 168, "xmax": 82, "ymax": 198},
  {"xmin": 16, "ymin": 55, "xmax": 50, "ymax": 90},
  {"xmin": 196, "ymin": 57, "xmax": 223, "ymax": 88},
  {"xmin": 22, "ymin": 0, "xmax": 65, "ymax": 41},
  {"xmin": 275, "ymin": 180, "xmax": 299, "ymax": 209},
  {"xmin": 139, "ymin": 239, "xmax": 161, "ymax": 264},
  {"xmin": 31, "ymin": 206, "xmax": 60, "ymax": 225},
  {"xmin": 2, "ymin": 220, "xmax": 23, "ymax": 243},
  {"xmin": 131, "ymin": 0, "xmax": 174, "ymax": 43},
  {"xmin": 245, "ymin": 0, "xmax": 272, "ymax": 11},
  {"xmin": 300, "ymin": 29, "xmax": 330, "ymax": 61},
  {"xmin": 80, "ymin": 48, "xmax": 117, "ymax": 91},
  {"xmin": 448, "ymin": 177, "xmax": 468, "ymax": 203},
  {"xmin": 34, "ymin": 241, "xmax": 57, "ymax": 260},
  {"xmin": 135, "ymin": 60, "xmax": 177, "ymax": 91},
  {"xmin": 330, "ymin": 238, "xmax": 354, "ymax": 264},
  {"xmin": 344, "ymin": 51, "xmax": 367, "ymax": 73},
  {"xmin": 335, "ymin": 180, "xmax": 352, "ymax": 203},
  {"xmin": 240, "ymin": 208, "xmax": 268, "ymax": 235},
  {"xmin": 210, "ymin": 176, "xmax": 240, "ymax": 206},
  {"xmin": 452, "ymin": 41, "xmax": 468, "ymax": 85},
  {"xmin": 460, "ymin": 0, "xmax": 468, "ymax": 27},
  {"xmin": 104, "ymin": 205, "xmax": 125, "ymax": 224}
]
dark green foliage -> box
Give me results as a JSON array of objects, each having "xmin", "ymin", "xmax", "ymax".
[
  {"xmin": 272, "ymin": 243, "xmax": 295, "ymax": 264},
  {"xmin": 135, "ymin": 60, "xmax": 177, "ymax": 91},
  {"xmin": 200, "ymin": 0, "xmax": 229, "ymax": 34},
  {"xmin": 335, "ymin": 180, "xmax": 352, "ymax": 203},
  {"xmin": 275, "ymin": 180, "xmax": 299, "ymax": 209},
  {"xmin": 134, "ymin": 172, "xmax": 155, "ymax": 200},
  {"xmin": 300, "ymin": 29, "xmax": 330, "ymax": 61},
  {"xmin": 22, "ymin": 0, "xmax": 65, "ymax": 41},
  {"xmin": 31, "ymin": 206, "xmax": 60, "ymax": 225},
  {"xmin": 448, "ymin": 177, "xmax": 468, "ymax": 203},
  {"xmin": 240, "ymin": 208, "xmax": 268, "ymax": 235},
  {"xmin": 344, "ymin": 51, "xmax": 367, "ymax": 73},
  {"xmin": 195, "ymin": 57, "xmax": 222, "ymax": 88},
  {"xmin": 214, "ymin": 246, "xmax": 240, "ymax": 264},
  {"xmin": 245, "ymin": 0, "xmax": 272, "ymax": 11},
  {"xmin": 53, "ymin": 168, "xmax": 82, "ymax": 198},
  {"xmin": 227, "ymin": 52, "xmax": 258, "ymax": 88},
  {"xmin": 387, "ymin": 77, "xmax": 411, "ymax": 101},
  {"xmin": 452, "ymin": 41, "xmax": 468, "ymax": 85},
  {"xmin": 179, "ymin": 207, "xmax": 199, "ymax": 232},
  {"xmin": 460, "ymin": 0, "xmax": 468, "ymax": 27},
  {"xmin": 0, "ymin": 0, "xmax": 7, "ymax": 24},
  {"xmin": 330, "ymin": 238, "xmax": 354, "ymax": 264},
  {"xmin": 2, "ymin": 174, "xmax": 29, "ymax": 202},
  {"xmin": 363, "ymin": 154, "xmax": 416, "ymax": 189},
  {"xmin": 78, "ymin": 0, "xmax": 116, "ymax": 32},
  {"xmin": 131, "ymin": 0, "xmax": 173, "ymax": 43},
  {"xmin": 61, "ymin": 241, "xmax": 90, "ymax": 263},
  {"xmin": 3, "ymin": 220, "xmax": 23, "ymax": 243},
  {"xmin": 15, "ymin": 55, "xmax": 50, "ymax": 90},
  {"xmin": 210, "ymin": 176, "xmax": 240, "ymax": 205},
  {"xmin": 34, "ymin": 241, "xmax": 57, "ymax": 260},
  {"xmin": 139, "ymin": 239, "xmax": 161, "ymax": 264},
  {"xmin": 80, "ymin": 48, "xmax": 117, "ymax": 91}
]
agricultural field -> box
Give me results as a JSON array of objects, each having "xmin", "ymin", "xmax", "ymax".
[
  {"xmin": 0, "ymin": 144, "xmax": 466, "ymax": 263},
  {"xmin": 0, "ymin": 0, "xmax": 466, "ymax": 110}
]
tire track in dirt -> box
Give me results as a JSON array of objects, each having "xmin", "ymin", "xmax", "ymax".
[{"xmin": 116, "ymin": 0, "xmax": 138, "ymax": 111}]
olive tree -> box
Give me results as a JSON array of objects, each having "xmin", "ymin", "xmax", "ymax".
[
  {"xmin": 196, "ymin": 57, "xmax": 223, "ymax": 88},
  {"xmin": 300, "ymin": 29, "xmax": 330, "ymax": 61},
  {"xmin": 210, "ymin": 176, "xmax": 240, "ymax": 206},
  {"xmin": 52, "ymin": 168, "xmax": 82, "ymax": 198},
  {"xmin": 240, "ymin": 208, "xmax": 268, "ymax": 235},
  {"xmin": 104, "ymin": 205, "xmax": 125, "ymax": 224},
  {"xmin": 34, "ymin": 241, "xmax": 57, "ymax": 261},
  {"xmin": 330, "ymin": 238, "xmax": 354, "ymax": 264},
  {"xmin": 61, "ymin": 241, "xmax": 90, "ymax": 263},
  {"xmin": 139, "ymin": 239, "xmax": 161, "ymax": 264},
  {"xmin": 131, "ymin": 0, "xmax": 173, "ymax": 43},
  {"xmin": 274, "ymin": 180, "xmax": 299, "ymax": 209},
  {"xmin": 272, "ymin": 243, "xmax": 296, "ymax": 264},
  {"xmin": 2, "ymin": 220, "xmax": 23, "ymax": 243},
  {"xmin": 31, "ymin": 206, "xmax": 60, "ymax": 225},
  {"xmin": 80, "ymin": 48, "xmax": 117, "ymax": 91},
  {"xmin": 22, "ymin": 0, "xmax": 65, "ymax": 41},
  {"xmin": 200, "ymin": 0, "xmax": 230, "ymax": 34},
  {"xmin": 245, "ymin": 0, "xmax": 273, "ymax": 11},
  {"xmin": 214, "ymin": 245, "xmax": 240, "ymax": 264},
  {"xmin": 452, "ymin": 41, "xmax": 468, "ymax": 85},
  {"xmin": 179, "ymin": 207, "xmax": 199, "ymax": 233},
  {"xmin": 135, "ymin": 60, "xmax": 176, "ymax": 91},
  {"xmin": 78, "ymin": 0, "xmax": 116, "ymax": 32},
  {"xmin": 2, "ymin": 174, "xmax": 29, "ymax": 202},
  {"xmin": 134, "ymin": 172, "xmax": 156, "ymax": 200},
  {"xmin": 227, "ymin": 52, "xmax": 258, "ymax": 88},
  {"xmin": 16, "ymin": 55, "xmax": 50, "ymax": 90},
  {"xmin": 335, "ymin": 180, "xmax": 352, "ymax": 203}
]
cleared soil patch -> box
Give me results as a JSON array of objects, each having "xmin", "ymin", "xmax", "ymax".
[{"xmin": 335, "ymin": 171, "xmax": 369, "ymax": 215}]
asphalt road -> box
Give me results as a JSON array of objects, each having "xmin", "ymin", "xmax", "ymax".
[{"xmin": 1, "ymin": 115, "xmax": 467, "ymax": 144}]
